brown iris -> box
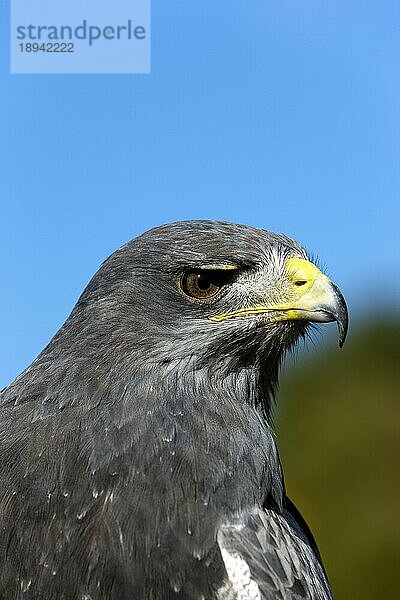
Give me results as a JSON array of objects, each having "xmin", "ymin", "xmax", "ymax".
[{"xmin": 181, "ymin": 269, "xmax": 231, "ymax": 300}]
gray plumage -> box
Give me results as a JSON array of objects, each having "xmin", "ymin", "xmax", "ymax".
[{"xmin": 0, "ymin": 221, "xmax": 347, "ymax": 599}]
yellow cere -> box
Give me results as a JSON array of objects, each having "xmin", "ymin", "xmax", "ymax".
[
  {"xmin": 209, "ymin": 257, "xmax": 325, "ymax": 323},
  {"xmin": 285, "ymin": 257, "xmax": 323, "ymax": 294}
]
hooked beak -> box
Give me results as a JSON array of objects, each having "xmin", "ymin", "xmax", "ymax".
[
  {"xmin": 279, "ymin": 273, "xmax": 349, "ymax": 347},
  {"xmin": 271, "ymin": 257, "xmax": 349, "ymax": 347},
  {"xmin": 209, "ymin": 257, "xmax": 349, "ymax": 347}
]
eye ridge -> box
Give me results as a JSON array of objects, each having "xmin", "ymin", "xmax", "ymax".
[{"xmin": 181, "ymin": 269, "xmax": 235, "ymax": 300}]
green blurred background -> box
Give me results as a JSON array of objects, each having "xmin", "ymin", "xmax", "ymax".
[{"xmin": 276, "ymin": 319, "xmax": 400, "ymax": 599}]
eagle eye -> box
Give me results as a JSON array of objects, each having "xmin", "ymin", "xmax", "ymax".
[{"xmin": 181, "ymin": 269, "xmax": 233, "ymax": 300}]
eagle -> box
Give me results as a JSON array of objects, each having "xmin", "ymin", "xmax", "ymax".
[{"xmin": 0, "ymin": 221, "xmax": 348, "ymax": 599}]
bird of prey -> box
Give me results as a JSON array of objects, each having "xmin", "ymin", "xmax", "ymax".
[{"xmin": 0, "ymin": 221, "xmax": 348, "ymax": 600}]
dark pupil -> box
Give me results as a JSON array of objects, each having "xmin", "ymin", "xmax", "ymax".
[{"xmin": 196, "ymin": 272, "xmax": 211, "ymax": 290}]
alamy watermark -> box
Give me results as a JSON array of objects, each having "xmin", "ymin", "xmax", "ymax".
[{"xmin": 11, "ymin": 1, "xmax": 151, "ymax": 74}]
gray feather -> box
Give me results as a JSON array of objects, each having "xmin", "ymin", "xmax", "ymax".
[{"xmin": 0, "ymin": 221, "xmax": 334, "ymax": 599}]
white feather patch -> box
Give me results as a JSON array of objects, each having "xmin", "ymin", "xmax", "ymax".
[{"xmin": 220, "ymin": 547, "xmax": 261, "ymax": 600}]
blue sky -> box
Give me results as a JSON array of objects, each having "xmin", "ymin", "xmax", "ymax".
[{"xmin": 1, "ymin": 1, "xmax": 399, "ymax": 387}]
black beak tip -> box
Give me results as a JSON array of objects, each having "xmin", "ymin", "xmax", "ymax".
[
  {"xmin": 334, "ymin": 289, "xmax": 349, "ymax": 348},
  {"xmin": 319, "ymin": 283, "xmax": 348, "ymax": 347},
  {"xmin": 327, "ymin": 281, "xmax": 349, "ymax": 348},
  {"xmin": 338, "ymin": 328, "xmax": 346, "ymax": 348}
]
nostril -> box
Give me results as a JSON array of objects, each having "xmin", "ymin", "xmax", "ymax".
[{"xmin": 294, "ymin": 280, "xmax": 307, "ymax": 287}]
